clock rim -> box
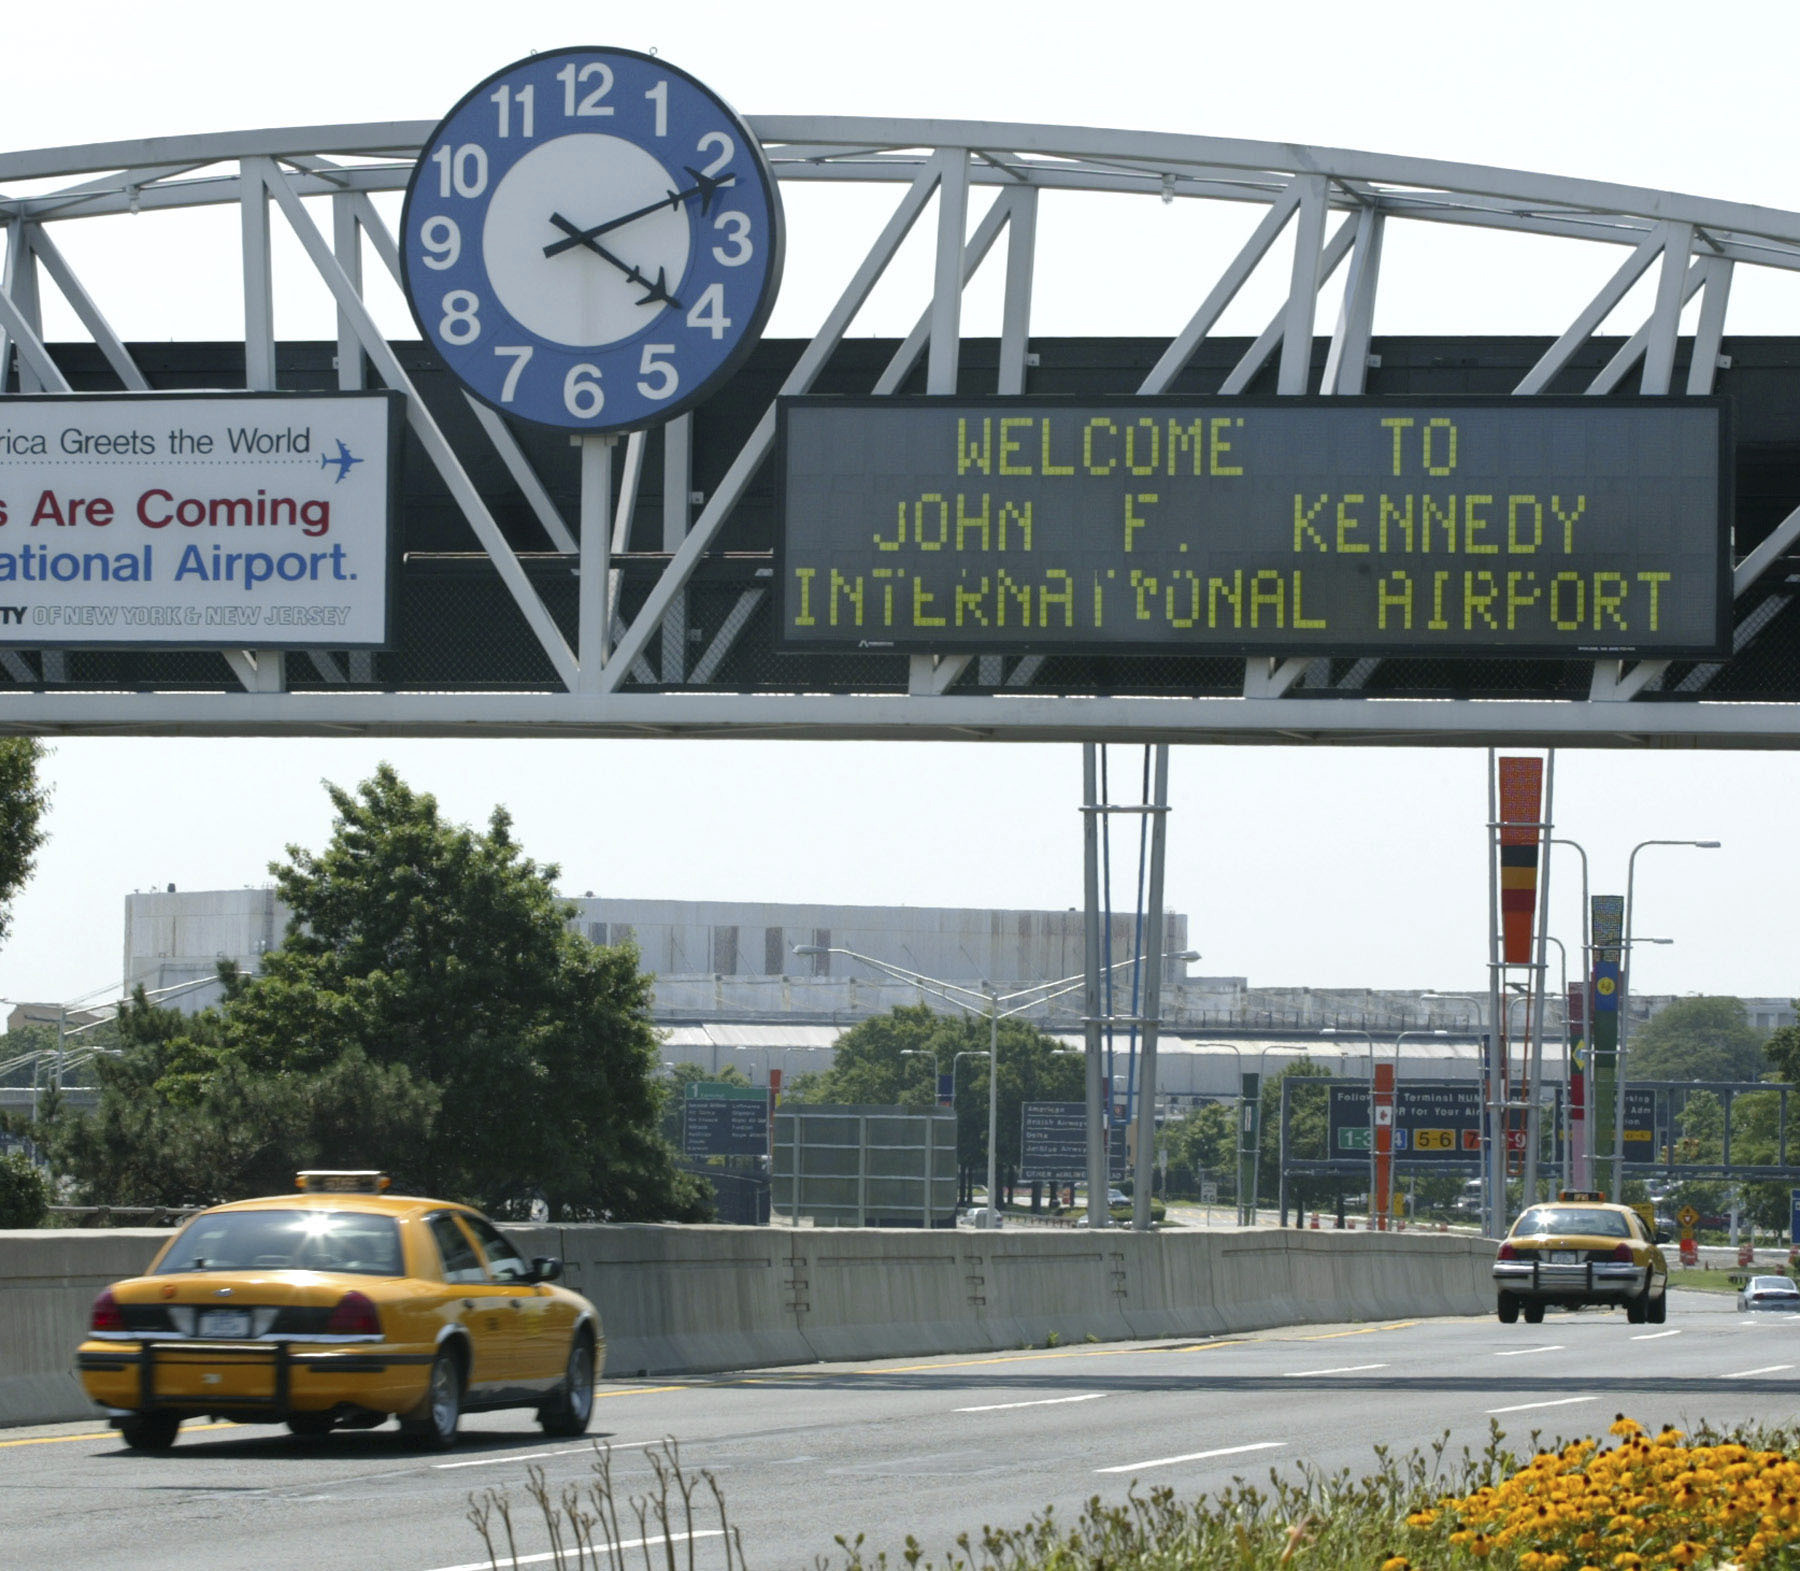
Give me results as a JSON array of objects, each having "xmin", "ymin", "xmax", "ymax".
[{"xmin": 399, "ymin": 43, "xmax": 786, "ymax": 436}]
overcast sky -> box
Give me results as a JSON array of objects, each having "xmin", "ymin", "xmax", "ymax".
[{"xmin": 0, "ymin": 1, "xmax": 1795, "ymax": 1010}]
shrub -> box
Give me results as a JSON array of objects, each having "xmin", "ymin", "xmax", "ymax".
[{"xmin": 0, "ymin": 1151, "xmax": 49, "ymax": 1228}]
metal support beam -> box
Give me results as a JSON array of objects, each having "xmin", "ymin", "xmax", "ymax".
[
  {"xmin": 1277, "ymin": 175, "xmax": 1330, "ymax": 395},
  {"xmin": 331, "ymin": 192, "xmax": 365, "ymax": 392},
  {"xmin": 1323, "ymin": 208, "xmax": 1384, "ymax": 394},
  {"xmin": 577, "ymin": 435, "xmax": 614, "ymax": 692},
  {"xmin": 239, "ymin": 164, "xmax": 275, "ymax": 391},
  {"xmin": 252, "ymin": 157, "xmax": 578, "ymax": 689},
  {"xmin": 27, "ymin": 227, "xmax": 148, "ymax": 390},
  {"xmin": 1641, "ymin": 222, "xmax": 1694, "ymax": 395},
  {"xmin": 1514, "ymin": 228, "xmax": 1666, "ymax": 395},
  {"xmin": 1139, "ymin": 182, "xmax": 1301, "ymax": 395},
  {"xmin": 600, "ymin": 162, "xmax": 942, "ymax": 694}
]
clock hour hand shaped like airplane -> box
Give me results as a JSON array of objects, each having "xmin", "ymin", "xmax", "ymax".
[
  {"xmin": 543, "ymin": 213, "xmax": 684, "ymax": 309},
  {"xmin": 541, "ymin": 166, "xmax": 738, "ymax": 259}
]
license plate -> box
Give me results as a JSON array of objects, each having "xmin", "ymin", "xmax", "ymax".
[
  {"xmin": 1550, "ymin": 1251, "xmax": 1579, "ymax": 1264},
  {"xmin": 197, "ymin": 1309, "xmax": 253, "ymax": 1338}
]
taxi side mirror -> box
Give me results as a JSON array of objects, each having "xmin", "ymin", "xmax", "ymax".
[
  {"xmin": 531, "ymin": 1256, "xmax": 564, "ymax": 1284},
  {"xmin": 1654, "ymin": 1230, "xmax": 1672, "ymax": 1245}
]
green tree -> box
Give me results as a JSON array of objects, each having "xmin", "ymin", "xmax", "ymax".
[
  {"xmin": 0, "ymin": 738, "xmax": 48, "ymax": 948},
  {"xmin": 49, "ymin": 767, "xmax": 708, "ymax": 1221},
  {"xmin": 0, "ymin": 1151, "xmax": 48, "ymax": 1227},
  {"xmin": 1162, "ymin": 1099, "xmax": 1236, "ymax": 1199},
  {"xmin": 1627, "ymin": 996, "xmax": 1768, "ymax": 1083},
  {"xmin": 1762, "ymin": 1006, "xmax": 1800, "ymax": 1083}
]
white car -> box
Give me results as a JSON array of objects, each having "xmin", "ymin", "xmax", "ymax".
[{"xmin": 1738, "ymin": 1275, "xmax": 1800, "ymax": 1312}]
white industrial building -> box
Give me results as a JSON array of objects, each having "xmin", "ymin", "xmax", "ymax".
[{"xmin": 101, "ymin": 885, "xmax": 1793, "ymax": 1102}]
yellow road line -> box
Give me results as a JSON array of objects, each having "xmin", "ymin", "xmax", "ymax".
[{"xmin": 0, "ymin": 1420, "xmax": 238, "ymax": 1449}]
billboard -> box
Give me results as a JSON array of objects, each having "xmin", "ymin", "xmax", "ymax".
[
  {"xmin": 0, "ymin": 392, "xmax": 399, "ymax": 647},
  {"xmin": 777, "ymin": 397, "xmax": 1730, "ymax": 657}
]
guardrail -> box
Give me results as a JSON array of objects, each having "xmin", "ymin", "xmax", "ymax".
[{"xmin": 0, "ymin": 1224, "xmax": 1494, "ymax": 1426}]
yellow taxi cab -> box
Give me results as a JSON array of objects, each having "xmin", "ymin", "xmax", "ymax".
[
  {"xmin": 75, "ymin": 1172, "xmax": 602, "ymax": 1452},
  {"xmin": 1492, "ymin": 1190, "xmax": 1669, "ymax": 1326}
]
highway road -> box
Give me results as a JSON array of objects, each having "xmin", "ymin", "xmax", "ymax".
[{"xmin": 6, "ymin": 1289, "xmax": 1800, "ymax": 1571}]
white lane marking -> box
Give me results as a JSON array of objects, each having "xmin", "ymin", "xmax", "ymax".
[
  {"xmin": 958, "ymin": 1393, "xmax": 1107, "ymax": 1413},
  {"xmin": 1725, "ymin": 1364, "xmax": 1795, "ymax": 1379},
  {"xmin": 1493, "ymin": 1345, "xmax": 1564, "ymax": 1357},
  {"xmin": 1487, "ymin": 1396, "xmax": 1597, "ymax": 1416},
  {"xmin": 1097, "ymin": 1441, "xmax": 1285, "ymax": 1474},
  {"xmin": 1281, "ymin": 1363, "xmax": 1388, "ymax": 1378},
  {"xmin": 435, "ymin": 1446, "xmax": 594, "ymax": 1470},
  {"xmin": 426, "ymin": 1531, "xmax": 722, "ymax": 1571},
  {"xmin": 1631, "ymin": 1330, "xmax": 1682, "ymax": 1341}
]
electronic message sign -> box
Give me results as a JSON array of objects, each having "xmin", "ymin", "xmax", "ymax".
[
  {"xmin": 0, "ymin": 392, "xmax": 398, "ymax": 648},
  {"xmin": 777, "ymin": 398, "xmax": 1730, "ymax": 658}
]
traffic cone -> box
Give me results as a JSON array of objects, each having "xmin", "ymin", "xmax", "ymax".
[{"xmin": 1309, "ymin": 1212, "xmax": 1319, "ymax": 1229}]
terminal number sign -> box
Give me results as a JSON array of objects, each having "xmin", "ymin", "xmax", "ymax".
[{"xmin": 777, "ymin": 397, "xmax": 1730, "ymax": 658}]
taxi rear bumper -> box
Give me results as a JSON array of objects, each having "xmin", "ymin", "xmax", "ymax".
[
  {"xmin": 76, "ymin": 1339, "xmax": 436, "ymax": 1419},
  {"xmin": 1492, "ymin": 1259, "xmax": 1651, "ymax": 1303}
]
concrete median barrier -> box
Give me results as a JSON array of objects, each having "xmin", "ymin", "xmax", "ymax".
[
  {"xmin": 0, "ymin": 1229, "xmax": 169, "ymax": 1427},
  {"xmin": 0, "ymin": 1223, "xmax": 1497, "ymax": 1427}
]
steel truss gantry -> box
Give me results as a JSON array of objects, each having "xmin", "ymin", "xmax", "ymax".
[{"xmin": 3, "ymin": 117, "xmax": 1800, "ymax": 744}]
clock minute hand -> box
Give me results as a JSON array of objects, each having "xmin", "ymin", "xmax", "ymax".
[
  {"xmin": 545, "ymin": 214, "xmax": 684, "ymax": 309},
  {"xmin": 541, "ymin": 169, "xmax": 738, "ymax": 258}
]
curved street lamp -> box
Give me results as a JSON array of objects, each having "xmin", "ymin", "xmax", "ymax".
[
  {"xmin": 1612, "ymin": 839, "xmax": 1720, "ymax": 1201},
  {"xmin": 794, "ymin": 943, "xmax": 1197, "ymax": 1229}
]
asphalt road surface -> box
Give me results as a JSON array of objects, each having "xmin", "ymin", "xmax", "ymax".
[{"xmin": 7, "ymin": 1290, "xmax": 1800, "ymax": 1571}]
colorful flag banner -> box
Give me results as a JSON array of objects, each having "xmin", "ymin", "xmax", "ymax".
[{"xmin": 1497, "ymin": 757, "xmax": 1544, "ymax": 964}]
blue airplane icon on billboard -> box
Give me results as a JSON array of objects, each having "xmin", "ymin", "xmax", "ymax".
[{"xmin": 321, "ymin": 439, "xmax": 363, "ymax": 483}]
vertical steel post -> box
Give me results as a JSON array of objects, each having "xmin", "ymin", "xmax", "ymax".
[
  {"xmin": 1524, "ymin": 750, "xmax": 1555, "ymax": 1208},
  {"xmin": 1083, "ymin": 746, "xmax": 1107, "ymax": 1230},
  {"xmin": 1132, "ymin": 745, "xmax": 1170, "ymax": 1231},
  {"xmin": 578, "ymin": 435, "xmax": 615, "ymax": 691},
  {"xmin": 1486, "ymin": 749, "xmax": 1506, "ymax": 1237}
]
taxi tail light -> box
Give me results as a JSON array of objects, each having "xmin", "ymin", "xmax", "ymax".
[
  {"xmin": 1496, "ymin": 1242, "xmax": 1518, "ymax": 1260},
  {"xmin": 90, "ymin": 1289, "xmax": 125, "ymax": 1332},
  {"xmin": 1609, "ymin": 1243, "xmax": 1634, "ymax": 1263},
  {"xmin": 325, "ymin": 1290, "xmax": 381, "ymax": 1336}
]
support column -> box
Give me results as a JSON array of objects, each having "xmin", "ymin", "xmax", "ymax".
[
  {"xmin": 1132, "ymin": 744, "xmax": 1170, "ymax": 1232},
  {"xmin": 578, "ymin": 435, "xmax": 616, "ymax": 692},
  {"xmin": 1083, "ymin": 745, "xmax": 1107, "ymax": 1230}
]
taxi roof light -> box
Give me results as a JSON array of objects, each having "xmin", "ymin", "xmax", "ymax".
[
  {"xmin": 1558, "ymin": 1190, "xmax": 1607, "ymax": 1203},
  {"xmin": 295, "ymin": 1170, "xmax": 391, "ymax": 1194}
]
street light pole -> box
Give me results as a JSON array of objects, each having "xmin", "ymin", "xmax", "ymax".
[
  {"xmin": 1615, "ymin": 839, "xmax": 1721, "ymax": 1201},
  {"xmin": 1550, "ymin": 837, "xmax": 1592, "ymax": 1187},
  {"xmin": 794, "ymin": 944, "xmax": 1196, "ymax": 1230}
]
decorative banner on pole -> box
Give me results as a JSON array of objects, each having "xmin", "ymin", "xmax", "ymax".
[{"xmin": 1496, "ymin": 757, "xmax": 1545, "ymax": 964}]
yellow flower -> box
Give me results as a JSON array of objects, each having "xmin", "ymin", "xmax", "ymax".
[
  {"xmin": 1405, "ymin": 1510, "xmax": 1437, "ymax": 1528},
  {"xmin": 1379, "ymin": 1558, "xmax": 1412, "ymax": 1571}
]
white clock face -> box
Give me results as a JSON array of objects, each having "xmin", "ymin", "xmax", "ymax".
[
  {"xmin": 402, "ymin": 46, "xmax": 784, "ymax": 433},
  {"xmin": 481, "ymin": 134, "xmax": 692, "ymax": 349}
]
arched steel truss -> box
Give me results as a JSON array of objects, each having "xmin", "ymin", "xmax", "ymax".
[{"xmin": 3, "ymin": 117, "xmax": 1799, "ymax": 745}]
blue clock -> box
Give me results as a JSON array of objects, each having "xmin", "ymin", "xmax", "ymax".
[{"xmin": 401, "ymin": 47, "xmax": 783, "ymax": 434}]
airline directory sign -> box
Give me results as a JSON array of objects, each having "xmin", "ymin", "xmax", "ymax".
[
  {"xmin": 0, "ymin": 392, "xmax": 398, "ymax": 648},
  {"xmin": 777, "ymin": 397, "xmax": 1730, "ymax": 658}
]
